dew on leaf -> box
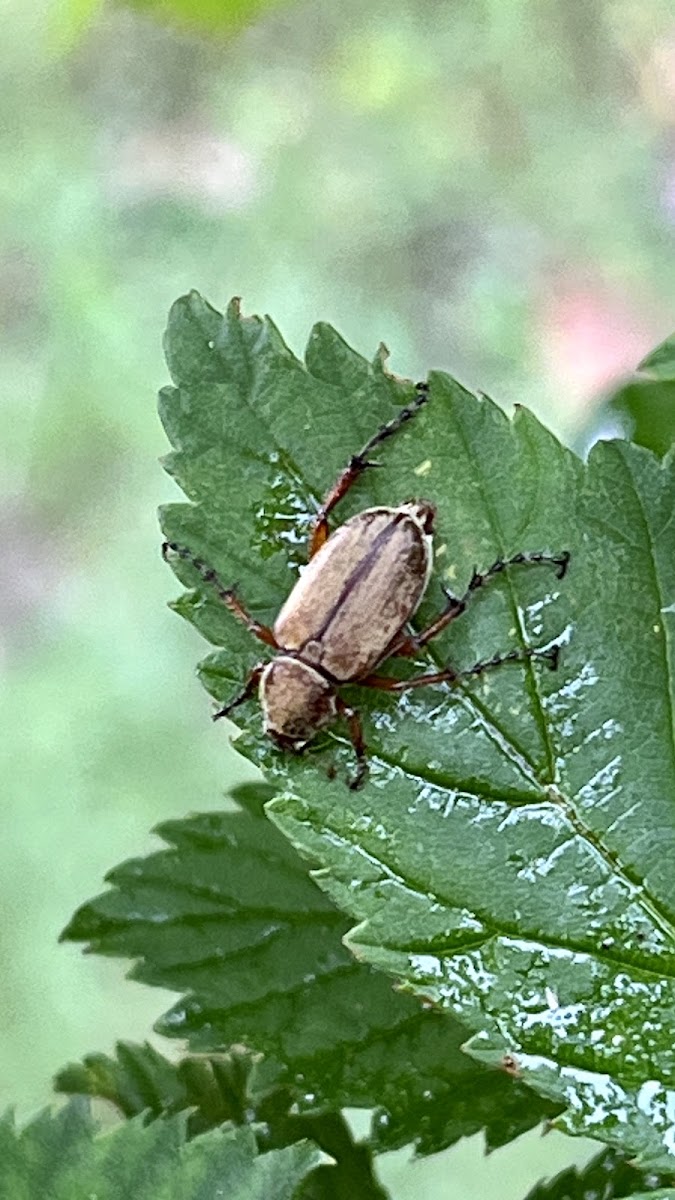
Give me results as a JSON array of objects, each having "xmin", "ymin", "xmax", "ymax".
[{"xmin": 251, "ymin": 452, "xmax": 315, "ymax": 571}]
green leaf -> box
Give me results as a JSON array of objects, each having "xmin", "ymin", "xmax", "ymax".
[
  {"xmin": 607, "ymin": 333, "xmax": 675, "ymax": 457},
  {"xmin": 523, "ymin": 1147, "xmax": 672, "ymax": 1200},
  {"xmin": 630, "ymin": 1193, "xmax": 675, "ymax": 1199},
  {"xmin": 55, "ymin": 1042, "xmax": 263, "ymax": 1134},
  {"xmin": 54, "ymin": 1042, "xmax": 389, "ymax": 1200},
  {"xmin": 154, "ymin": 294, "xmax": 675, "ymax": 1168},
  {"xmin": 62, "ymin": 784, "xmax": 557, "ymax": 1158},
  {"xmin": 637, "ymin": 336, "xmax": 675, "ymax": 382},
  {"xmin": 0, "ymin": 1100, "xmax": 320, "ymax": 1200}
]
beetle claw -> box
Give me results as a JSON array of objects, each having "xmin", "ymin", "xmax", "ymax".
[
  {"xmin": 555, "ymin": 551, "xmax": 571, "ymax": 579},
  {"xmin": 543, "ymin": 644, "xmax": 561, "ymax": 670},
  {"xmin": 348, "ymin": 764, "xmax": 369, "ymax": 791},
  {"xmin": 350, "ymin": 455, "xmax": 383, "ymax": 471}
]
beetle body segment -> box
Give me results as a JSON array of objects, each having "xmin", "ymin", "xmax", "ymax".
[
  {"xmin": 273, "ymin": 503, "xmax": 435, "ymax": 682},
  {"xmin": 260, "ymin": 657, "xmax": 337, "ymax": 750}
]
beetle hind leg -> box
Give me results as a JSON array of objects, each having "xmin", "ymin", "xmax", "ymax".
[
  {"xmin": 455, "ymin": 643, "xmax": 560, "ymax": 683},
  {"xmin": 388, "ymin": 549, "xmax": 571, "ymax": 658},
  {"xmin": 309, "ymin": 380, "xmax": 430, "ymax": 558},
  {"xmin": 361, "ymin": 643, "xmax": 560, "ymax": 693}
]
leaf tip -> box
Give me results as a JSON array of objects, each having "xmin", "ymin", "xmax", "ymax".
[{"xmin": 373, "ymin": 341, "xmax": 390, "ymax": 370}]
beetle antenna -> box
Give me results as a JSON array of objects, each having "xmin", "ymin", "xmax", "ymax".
[
  {"xmin": 161, "ymin": 541, "xmax": 278, "ymax": 648},
  {"xmin": 212, "ymin": 664, "xmax": 264, "ymax": 721}
]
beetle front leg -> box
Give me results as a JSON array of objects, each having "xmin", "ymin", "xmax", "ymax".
[
  {"xmin": 335, "ymin": 696, "xmax": 369, "ymax": 790},
  {"xmin": 212, "ymin": 663, "xmax": 264, "ymax": 721},
  {"xmin": 162, "ymin": 541, "xmax": 278, "ymax": 648},
  {"xmin": 361, "ymin": 643, "xmax": 559, "ymax": 692},
  {"xmin": 388, "ymin": 550, "xmax": 570, "ymax": 658},
  {"xmin": 309, "ymin": 381, "xmax": 430, "ymax": 558}
]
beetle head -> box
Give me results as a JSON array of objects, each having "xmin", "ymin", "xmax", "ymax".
[{"xmin": 260, "ymin": 657, "xmax": 337, "ymax": 751}]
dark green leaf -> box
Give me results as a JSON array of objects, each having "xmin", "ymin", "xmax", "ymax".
[
  {"xmin": 637, "ymin": 336, "xmax": 675, "ymax": 382},
  {"xmin": 62, "ymin": 784, "xmax": 556, "ymax": 1157},
  {"xmin": 607, "ymin": 333, "xmax": 675, "ymax": 457},
  {"xmin": 55, "ymin": 1042, "xmax": 262, "ymax": 1135},
  {"xmin": 608, "ymin": 379, "xmax": 675, "ymax": 458},
  {"xmin": 54, "ymin": 1042, "xmax": 389, "ymax": 1200},
  {"xmin": 523, "ymin": 1147, "xmax": 672, "ymax": 1200},
  {"xmin": 0, "ymin": 1100, "xmax": 320, "ymax": 1200},
  {"xmin": 154, "ymin": 294, "xmax": 675, "ymax": 1168}
]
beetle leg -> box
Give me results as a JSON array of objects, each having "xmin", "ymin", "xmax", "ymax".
[
  {"xmin": 388, "ymin": 550, "xmax": 571, "ymax": 658},
  {"xmin": 386, "ymin": 591, "xmax": 464, "ymax": 658},
  {"xmin": 309, "ymin": 381, "xmax": 430, "ymax": 557},
  {"xmin": 162, "ymin": 541, "xmax": 278, "ymax": 647},
  {"xmin": 361, "ymin": 643, "xmax": 559, "ymax": 692},
  {"xmin": 335, "ymin": 696, "xmax": 369, "ymax": 790},
  {"xmin": 212, "ymin": 664, "xmax": 265, "ymax": 721}
]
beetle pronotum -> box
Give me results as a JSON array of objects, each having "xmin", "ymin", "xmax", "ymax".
[{"xmin": 163, "ymin": 382, "xmax": 569, "ymax": 789}]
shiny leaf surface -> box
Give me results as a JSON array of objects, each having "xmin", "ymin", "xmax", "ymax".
[
  {"xmin": 152, "ymin": 295, "xmax": 675, "ymax": 1168},
  {"xmin": 63, "ymin": 784, "xmax": 556, "ymax": 1157}
]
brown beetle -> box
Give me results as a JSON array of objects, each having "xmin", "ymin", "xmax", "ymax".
[{"xmin": 163, "ymin": 382, "xmax": 569, "ymax": 788}]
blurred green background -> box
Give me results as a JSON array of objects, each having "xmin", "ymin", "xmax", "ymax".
[{"xmin": 2, "ymin": 0, "xmax": 674, "ymax": 1195}]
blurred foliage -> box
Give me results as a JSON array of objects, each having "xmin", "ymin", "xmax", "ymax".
[
  {"xmin": 0, "ymin": 1102, "xmax": 322, "ymax": 1200},
  {"xmin": 2, "ymin": 0, "xmax": 675, "ymax": 1195},
  {"xmin": 49, "ymin": 0, "xmax": 104, "ymax": 54},
  {"xmin": 55, "ymin": 1042, "xmax": 390, "ymax": 1199},
  {"xmin": 607, "ymin": 333, "xmax": 675, "ymax": 456},
  {"xmin": 120, "ymin": 0, "xmax": 289, "ymax": 35},
  {"xmin": 51, "ymin": 0, "xmax": 292, "ymax": 43}
]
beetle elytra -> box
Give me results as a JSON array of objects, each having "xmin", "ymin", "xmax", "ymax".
[{"xmin": 163, "ymin": 381, "xmax": 569, "ymax": 789}]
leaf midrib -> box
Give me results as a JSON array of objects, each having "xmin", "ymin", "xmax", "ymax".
[{"xmin": 312, "ymin": 809, "xmax": 675, "ymax": 983}]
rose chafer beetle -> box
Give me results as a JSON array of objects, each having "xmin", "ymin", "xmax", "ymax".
[{"xmin": 163, "ymin": 382, "xmax": 569, "ymax": 789}]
